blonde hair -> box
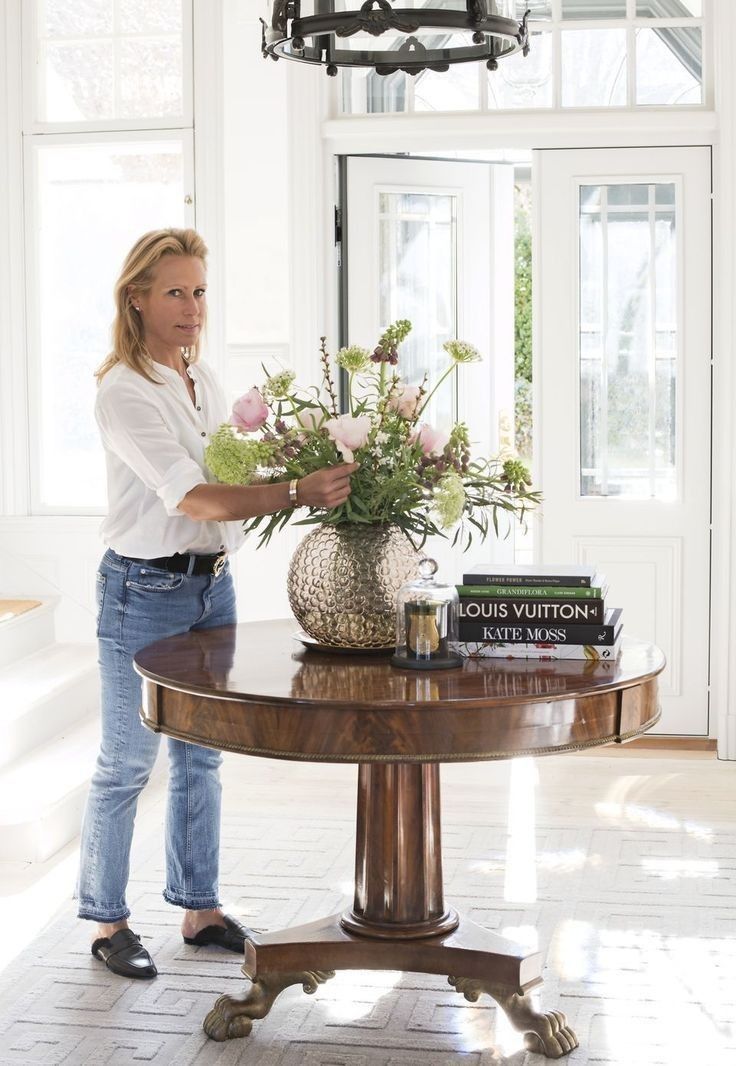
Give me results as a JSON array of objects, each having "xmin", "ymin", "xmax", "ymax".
[{"xmin": 95, "ymin": 228, "xmax": 209, "ymax": 384}]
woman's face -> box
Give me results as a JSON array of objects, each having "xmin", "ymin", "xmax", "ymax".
[{"xmin": 132, "ymin": 255, "xmax": 207, "ymax": 354}]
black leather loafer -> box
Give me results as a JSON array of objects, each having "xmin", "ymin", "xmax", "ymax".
[
  {"xmin": 182, "ymin": 914, "xmax": 253, "ymax": 953},
  {"xmin": 91, "ymin": 929, "xmax": 157, "ymax": 979}
]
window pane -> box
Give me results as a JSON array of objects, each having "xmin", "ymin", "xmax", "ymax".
[
  {"xmin": 636, "ymin": 26, "xmax": 702, "ymax": 105},
  {"xmin": 637, "ymin": 0, "xmax": 701, "ymax": 15},
  {"xmin": 521, "ymin": 0, "xmax": 552, "ymax": 17},
  {"xmin": 119, "ymin": 37, "xmax": 184, "ymax": 117},
  {"xmin": 489, "ymin": 31, "xmax": 553, "ymax": 108},
  {"xmin": 36, "ymin": 0, "xmax": 185, "ymax": 122},
  {"xmin": 33, "ymin": 139, "xmax": 187, "ymax": 509},
  {"xmin": 578, "ymin": 183, "xmax": 677, "ymax": 500},
  {"xmin": 562, "ymin": 0, "xmax": 627, "ymax": 17},
  {"xmin": 378, "ymin": 192, "xmax": 457, "ymax": 429},
  {"xmin": 561, "ymin": 29, "xmax": 627, "ymax": 106},
  {"xmin": 42, "ymin": 0, "xmax": 113, "ymax": 36},
  {"xmin": 341, "ymin": 69, "xmax": 408, "ymax": 114},
  {"xmin": 415, "ymin": 54, "xmax": 480, "ymax": 112}
]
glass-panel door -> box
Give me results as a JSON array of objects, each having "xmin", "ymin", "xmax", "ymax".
[
  {"xmin": 536, "ymin": 146, "xmax": 711, "ymax": 736},
  {"xmin": 345, "ymin": 156, "xmax": 516, "ymax": 568}
]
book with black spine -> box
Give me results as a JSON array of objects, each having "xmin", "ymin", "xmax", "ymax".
[
  {"xmin": 459, "ymin": 597, "xmax": 605, "ymax": 625},
  {"xmin": 462, "ymin": 563, "xmax": 600, "ymax": 588},
  {"xmin": 457, "ymin": 607, "xmax": 622, "ymax": 646}
]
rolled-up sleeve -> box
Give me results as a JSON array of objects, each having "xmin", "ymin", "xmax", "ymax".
[{"xmin": 96, "ymin": 384, "xmax": 206, "ymax": 516}]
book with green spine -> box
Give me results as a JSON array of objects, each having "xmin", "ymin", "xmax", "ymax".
[{"xmin": 456, "ymin": 583, "xmax": 608, "ymax": 599}]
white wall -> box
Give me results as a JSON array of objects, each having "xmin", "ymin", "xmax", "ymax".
[{"xmin": 223, "ymin": 0, "xmax": 290, "ymax": 347}]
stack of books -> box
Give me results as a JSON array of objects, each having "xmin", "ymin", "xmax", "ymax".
[{"xmin": 456, "ymin": 563, "xmax": 623, "ymax": 660}]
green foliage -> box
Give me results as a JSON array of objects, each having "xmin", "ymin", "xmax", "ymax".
[
  {"xmin": 514, "ymin": 184, "xmax": 533, "ymax": 459},
  {"xmin": 208, "ymin": 323, "xmax": 541, "ymax": 550}
]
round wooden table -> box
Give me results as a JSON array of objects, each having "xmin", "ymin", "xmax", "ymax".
[{"xmin": 135, "ymin": 619, "xmax": 664, "ymax": 1057}]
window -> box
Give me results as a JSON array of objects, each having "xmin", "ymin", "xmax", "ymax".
[
  {"xmin": 578, "ymin": 181, "xmax": 678, "ymax": 499},
  {"xmin": 340, "ymin": 0, "xmax": 706, "ymax": 114},
  {"xmin": 23, "ymin": 0, "xmax": 194, "ymax": 513}
]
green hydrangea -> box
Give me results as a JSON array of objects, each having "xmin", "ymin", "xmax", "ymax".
[
  {"xmin": 432, "ymin": 472, "xmax": 466, "ymax": 529},
  {"xmin": 205, "ymin": 425, "xmax": 277, "ymax": 485},
  {"xmin": 336, "ymin": 345, "xmax": 371, "ymax": 374},
  {"xmin": 262, "ymin": 369, "xmax": 296, "ymax": 400},
  {"xmin": 443, "ymin": 339, "xmax": 481, "ymax": 364}
]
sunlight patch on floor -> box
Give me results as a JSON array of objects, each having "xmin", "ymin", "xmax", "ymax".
[
  {"xmin": 504, "ymin": 757, "xmax": 538, "ymax": 903},
  {"xmin": 323, "ymin": 969, "xmax": 401, "ymax": 1022}
]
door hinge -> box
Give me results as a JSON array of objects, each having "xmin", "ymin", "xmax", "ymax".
[{"xmin": 334, "ymin": 205, "xmax": 342, "ymax": 246}]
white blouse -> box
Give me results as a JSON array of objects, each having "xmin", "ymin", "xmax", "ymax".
[{"xmin": 95, "ymin": 359, "xmax": 246, "ymax": 559}]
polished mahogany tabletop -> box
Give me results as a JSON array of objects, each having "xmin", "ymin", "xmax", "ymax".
[{"xmin": 135, "ymin": 619, "xmax": 665, "ymax": 763}]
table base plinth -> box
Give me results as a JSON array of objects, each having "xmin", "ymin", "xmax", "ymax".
[{"xmin": 202, "ymin": 911, "xmax": 578, "ymax": 1057}]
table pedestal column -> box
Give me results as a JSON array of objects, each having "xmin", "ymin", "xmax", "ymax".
[
  {"xmin": 203, "ymin": 761, "xmax": 577, "ymax": 1057},
  {"xmin": 342, "ymin": 762, "xmax": 458, "ymax": 938}
]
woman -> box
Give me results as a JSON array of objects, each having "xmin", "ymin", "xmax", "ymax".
[{"xmin": 77, "ymin": 228, "xmax": 356, "ymax": 979}]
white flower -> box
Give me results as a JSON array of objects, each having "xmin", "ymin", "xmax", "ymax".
[
  {"xmin": 336, "ymin": 345, "xmax": 372, "ymax": 374},
  {"xmin": 262, "ymin": 369, "xmax": 296, "ymax": 399},
  {"xmin": 443, "ymin": 339, "xmax": 481, "ymax": 365},
  {"xmin": 432, "ymin": 472, "xmax": 466, "ymax": 529}
]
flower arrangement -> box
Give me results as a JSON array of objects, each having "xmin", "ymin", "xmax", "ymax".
[{"xmin": 206, "ymin": 321, "xmax": 540, "ymax": 548}]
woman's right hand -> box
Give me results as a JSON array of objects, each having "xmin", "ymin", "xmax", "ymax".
[{"xmin": 296, "ymin": 463, "xmax": 359, "ymax": 509}]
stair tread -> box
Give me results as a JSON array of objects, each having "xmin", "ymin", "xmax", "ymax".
[
  {"xmin": 0, "ymin": 643, "xmax": 97, "ymax": 721},
  {"xmin": 0, "ymin": 596, "xmax": 57, "ymax": 628},
  {"xmin": 0, "ymin": 717, "xmax": 100, "ymax": 818}
]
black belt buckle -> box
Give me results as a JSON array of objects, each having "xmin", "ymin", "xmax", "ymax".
[{"xmin": 212, "ymin": 552, "xmax": 227, "ymax": 577}]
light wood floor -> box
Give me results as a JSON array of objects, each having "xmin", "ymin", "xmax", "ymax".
[{"xmin": 0, "ymin": 745, "xmax": 734, "ymax": 1065}]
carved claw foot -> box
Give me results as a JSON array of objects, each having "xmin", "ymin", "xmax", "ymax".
[
  {"xmin": 448, "ymin": 977, "xmax": 579, "ymax": 1059},
  {"xmin": 204, "ymin": 969, "xmax": 335, "ymax": 1041}
]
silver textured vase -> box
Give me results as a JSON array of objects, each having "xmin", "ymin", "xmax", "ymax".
[{"xmin": 287, "ymin": 523, "xmax": 421, "ymax": 649}]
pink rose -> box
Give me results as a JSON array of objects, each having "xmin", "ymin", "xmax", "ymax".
[
  {"xmin": 388, "ymin": 383, "xmax": 422, "ymax": 419},
  {"xmin": 230, "ymin": 387, "xmax": 269, "ymax": 432},
  {"xmin": 411, "ymin": 422, "xmax": 449, "ymax": 456},
  {"xmin": 299, "ymin": 408, "xmax": 324, "ymax": 431},
  {"xmin": 324, "ymin": 414, "xmax": 371, "ymax": 462}
]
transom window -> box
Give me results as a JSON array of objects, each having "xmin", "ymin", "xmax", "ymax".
[{"xmin": 340, "ymin": 0, "xmax": 707, "ymax": 114}]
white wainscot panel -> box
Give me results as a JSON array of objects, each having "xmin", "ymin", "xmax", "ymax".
[{"xmin": 573, "ymin": 537, "xmax": 681, "ymax": 699}]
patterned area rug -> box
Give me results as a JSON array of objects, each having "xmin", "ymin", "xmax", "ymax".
[{"xmin": 0, "ymin": 752, "xmax": 735, "ymax": 1065}]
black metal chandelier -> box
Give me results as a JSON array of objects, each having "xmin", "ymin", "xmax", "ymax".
[{"xmin": 261, "ymin": 1, "xmax": 530, "ymax": 77}]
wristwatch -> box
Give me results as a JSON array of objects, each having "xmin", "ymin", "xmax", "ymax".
[{"xmin": 289, "ymin": 478, "xmax": 299, "ymax": 507}]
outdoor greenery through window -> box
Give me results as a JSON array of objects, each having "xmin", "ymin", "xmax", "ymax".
[
  {"xmin": 340, "ymin": 0, "xmax": 706, "ymax": 114},
  {"xmin": 514, "ymin": 181, "xmax": 533, "ymax": 467}
]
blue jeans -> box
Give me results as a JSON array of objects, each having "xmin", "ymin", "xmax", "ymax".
[{"xmin": 76, "ymin": 548, "xmax": 237, "ymax": 922}]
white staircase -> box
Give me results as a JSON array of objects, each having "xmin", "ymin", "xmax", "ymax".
[{"xmin": 0, "ymin": 600, "xmax": 101, "ymax": 862}]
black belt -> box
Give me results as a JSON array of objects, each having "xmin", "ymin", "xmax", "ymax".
[{"xmin": 129, "ymin": 552, "xmax": 227, "ymax": 577}]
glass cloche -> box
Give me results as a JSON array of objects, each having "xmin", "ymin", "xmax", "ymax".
[{"xmin": 391, "ymin": 558, "xmax": 463, "ymax": 670}]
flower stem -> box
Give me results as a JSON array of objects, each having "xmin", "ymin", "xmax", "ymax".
[{"xmin": 415, "ymin": 364, "xmax": 455, "ymax": 421}]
